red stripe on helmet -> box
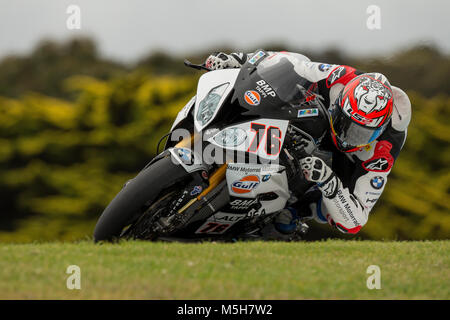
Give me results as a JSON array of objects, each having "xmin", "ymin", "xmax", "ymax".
[{"xmin": 340, "ymin": 74, "xmax": 393, "ymax": 128}]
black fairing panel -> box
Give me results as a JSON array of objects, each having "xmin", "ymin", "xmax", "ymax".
[
  {"xmin": 231, "ymin": 51, "xmax": 299, "ymax": 120},
  {"xmin": 230, "ymin": 50, "xmax": 327, "ymax": 128}
]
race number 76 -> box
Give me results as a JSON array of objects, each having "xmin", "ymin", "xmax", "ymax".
[{"xmin": 247, "ymin": 122, "xmax": 282, "ymax": 156}]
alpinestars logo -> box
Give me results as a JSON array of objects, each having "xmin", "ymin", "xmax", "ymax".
[
  {"xmin": 362, "ymin": 141, "xmax": 394, "ymax": 172},
  {"xmin": 321, "ymin": 175, "xmax": 339, "ymax": 199},
  {"xmin": 364, "ymin": 158, "xmax": 389, "ymax": 171},
  {"xmin": 327, "ymin": 66, "xmax": 346, "ymax": 86}
]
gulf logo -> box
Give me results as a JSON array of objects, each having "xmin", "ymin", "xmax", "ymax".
[
  {"xmin": 244, "ymin": 90, "xmax": 261, "ymax": 106},
  {"xmin": 231, "ymin": 175, "xmax": 260, "ymax": 194}
]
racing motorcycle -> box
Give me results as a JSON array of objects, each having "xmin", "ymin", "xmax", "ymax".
[{"xmin": 93, "ymin": 50, "xmax": 330, "ymax": 242}]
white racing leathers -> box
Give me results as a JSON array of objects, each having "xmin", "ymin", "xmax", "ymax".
[
  {"xmin": 290, "ymin": 54, "xmax": 411, "ymax": 234},
  {"xmin": 312, "ymin": 116, "xmax": 409, "ymax": 234},
  {"xmin": 213, "ymin": 50, "xmax": 412, "ymax": 234}
]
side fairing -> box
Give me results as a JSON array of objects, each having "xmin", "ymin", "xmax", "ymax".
[
  {"xmin": 170, "ymin": 96, "xmax": 196, "ymax": 132},
  {"xmin": 226, "ymin": 163, "xmax": 290, "ymax": 213},
  {"xmin": 207, "ymin": 118, "xmax": 289, "ymax": 162}
]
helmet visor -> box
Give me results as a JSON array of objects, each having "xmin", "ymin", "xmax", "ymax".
[{"xmin": 329, "ymin": 103, "xmax": 386, "ymax": 151}]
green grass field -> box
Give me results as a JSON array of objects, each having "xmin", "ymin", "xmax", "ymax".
[{"xmin": 0, "ymin": 240, "xmax": 448, "ymax": 299}]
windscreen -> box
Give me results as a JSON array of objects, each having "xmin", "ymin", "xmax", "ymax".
[{"xmin": 256, "ymin": 55, "xmax": 314, "ymax": 103}]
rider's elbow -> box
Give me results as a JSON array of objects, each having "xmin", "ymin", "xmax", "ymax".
[
  {"xmin": 331, "ymin": 212, "xmax": 367, "ymax": 234},
  {"xmin": 335, "ymin": 222, "xmax": 363, "ymax": 234},
  {"xmin": 324, "ymin": 197, "xmax": 369, "ymax": 234}
]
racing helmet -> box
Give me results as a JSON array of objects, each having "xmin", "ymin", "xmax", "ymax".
[{"xmin": 329, "ymin": 73, "xmax": 394, "ymax": 152}]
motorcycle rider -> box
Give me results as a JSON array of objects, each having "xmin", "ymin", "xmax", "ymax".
[{"xmin": 204, "ymin": 51, "xmax": 411, "ymax": 237}]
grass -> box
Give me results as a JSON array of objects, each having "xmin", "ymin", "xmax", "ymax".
[{"xmin": 0, "ymin": 240, "xmax": 448, "ymax": 299}]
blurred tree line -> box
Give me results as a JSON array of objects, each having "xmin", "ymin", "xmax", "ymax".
[{"xmin": 0, "ymin": 38, "xmax": 448, "ymax": 242}]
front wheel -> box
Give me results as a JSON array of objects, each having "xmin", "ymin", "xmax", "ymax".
[{"xmin": 93, "ymin": 155, "xmax": 190, "ymax": 242}]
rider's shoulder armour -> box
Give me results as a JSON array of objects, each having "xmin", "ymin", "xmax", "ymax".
[{"xmin": 390, "ymin": 86, "xmax": 412, "ymax": 132}]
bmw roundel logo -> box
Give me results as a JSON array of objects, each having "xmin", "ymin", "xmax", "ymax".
[
  {"xmin": 370, "ymin": 176, "xmax": 385, "ymax": 189},
  {"xmin": 318, "ymin": 63, "xmax": 332, "ymax": 72},
  {"xmin": 177, "ymin": 148, "xmax": 193, "ymax": 164}
]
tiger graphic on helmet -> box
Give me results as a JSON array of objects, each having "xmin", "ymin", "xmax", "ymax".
[
  {"xmin": 353, "ymin": 74, "xmax": 393, "ymax": 114},
  {"xmin": 338, "ymin": 73, "xmax": 394, "ymax": 129}
]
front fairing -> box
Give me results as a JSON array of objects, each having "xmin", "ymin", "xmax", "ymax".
[
  {"xmin": 230, "ymin": 50, "xmax": 320, "ymax": 120},
  {"xmin": 193, "ymin": 68, "xmax": 241, "ymax": 132},
  {"xmin": 169, "ymin": 50, "xmax": 330, "ymax": 161}
]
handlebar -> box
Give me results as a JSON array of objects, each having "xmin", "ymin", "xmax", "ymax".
[{"xmin": 183, "ymin": 59, "xmax": 211, "ymax": 72}]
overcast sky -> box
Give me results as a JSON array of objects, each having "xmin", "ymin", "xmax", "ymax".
[{"xmin": 0, "ymin": 0, "xmax": 449, "ymax": 62}]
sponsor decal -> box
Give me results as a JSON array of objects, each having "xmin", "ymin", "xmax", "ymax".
[
  {"xmin": 326, "ymin": 66, "xmax": 346, "ymax": 87},
  {"xmin": 366, "ymin": 191, "xmax": 381, "ymax": 196},
  {"xmin": 366, "ymin": 198, "xmax": 378, "ymax": 204},
  {"xmin": 227, "ymin": 164, "xmax": 262, "ymax": 174},
  {"xmin": 213, "ymin": 127, "xmax": 247, "ymax": 147},
  {"xmin": 262, "ymin": 174, "xmax": 271, "ymax": 182},
  {"xmin": 255, "ymin": 79, "xmax": 276, "ymax": 98},
  {"xmin": 297, "ymin": 108, "xmax": 319, "ymax": 118},
  {"xmin": 201, "ymin": 170, "xmax": 209, "ymax": 180},
  {"xmin": 370, "ymin": 176, "xmax": 385, "ymax": 189},
  {"xmin": 244, "ymin": 90, "xmax": 261, "ymax": 106},
  {"xmin": 190, "ymin": 185, "xmax": 202, "ymax": 196},
  {"xmin": 362, "ymin": 141, "xmax": 394, "ymax": 172},
  {"xmin": 176, "ymin": 148, "xmax": 193, "ymax": 164},
  {"xmin": 364, "ymin": 158, "xmax": 389, "ymax": 171},
  {"xmin": 342, "ymin": 97, "xmax": 382, "ymax": 127},
  {"xmin": 231, "ymin": 175, "xmax": 260, "ymax": 194},
  {"xmin": 168, "ymin": 190, "xmax": 189, "ymax": 215},
  {"xmin": 229, "ymin": 198, "xmax": 258, "ymax": 210},
  {"xmin": 331, "ymin": 189, "xmax": 360, "ymax": 226},
  {"xmin": 214, "ymin": 214, "xmax": 245, "ymax": 222},
  {"xmin": 353, "ymin": 113, "xmax": 376, "ymax": 125},
  {"xmin": 318, "ymin": 63, "xmax": 332, "ymax": 72},
  {"xmin": 248, "ymin": 50, "xmax": 265, "ymax": 65},
  {"xmin": 246, "ymin": 208, "xmax": 266, "ymax": 218},
  {"xmin": 321, "ymin": 175, "xmax": 338, "ymax": 199},
  {"xmin": 195, "ymin": 212, "xmax": 246, "ymax": 234},
  {"xmin": 227, "ymin": 164, "xmax": 280, "ymax": 175}
]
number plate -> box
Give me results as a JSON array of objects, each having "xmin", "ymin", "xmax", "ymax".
[{"xmin": 195, "ymin": 212, "xmax": 246, "ymax": 234}]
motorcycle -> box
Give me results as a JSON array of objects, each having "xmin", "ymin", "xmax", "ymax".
[{"xmin": 93, "ymin": 50, "xmax": 330, "ymax": 242}]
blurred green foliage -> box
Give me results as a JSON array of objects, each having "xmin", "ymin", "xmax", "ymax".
[
  {"xmin": 0, "ymin": 38, "xmax": 127, "ymax": 99},
  {"xmin": 0, "ymin": 38, "xmax": 448, "ymax": 242},
  {"xmin": 0, "ymin": 71, "xmax": 198, "ymax": 242}
]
